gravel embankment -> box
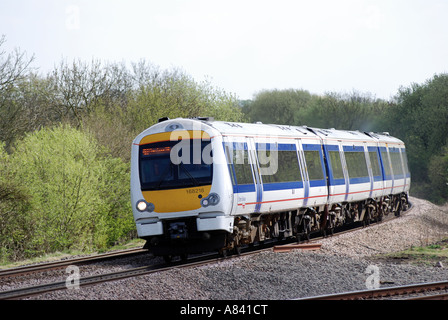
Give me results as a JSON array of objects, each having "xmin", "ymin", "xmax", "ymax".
[{"xmin": 22, "ymin": 197, "xmax": 448, "ymax": 299}]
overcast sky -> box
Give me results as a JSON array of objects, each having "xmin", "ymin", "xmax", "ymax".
[{"xmin": 1, "ymin": 0, "xmax": 447, "ymax": 100}]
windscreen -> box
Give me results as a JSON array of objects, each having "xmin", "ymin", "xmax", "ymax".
[{"xmin": 139, "ymin": 140, "xmax": 213, "ymax": 191}]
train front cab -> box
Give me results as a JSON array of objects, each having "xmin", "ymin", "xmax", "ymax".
[{"xmin": 131, "ymin": 122, "xmax": 234, "ymax": 257}]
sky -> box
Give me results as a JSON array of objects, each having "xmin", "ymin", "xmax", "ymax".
[{"xmin": 1, "ymin": 0, "xmax": 448, "ymax": 100}]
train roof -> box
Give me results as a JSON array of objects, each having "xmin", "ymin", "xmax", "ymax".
[
  {"xmin": 137, "ymin": 117, "xmax": 405, "ymax": 146},
  {"xmin": 204, "ymin": 119, "xmax": 404, "ymax": 145}
]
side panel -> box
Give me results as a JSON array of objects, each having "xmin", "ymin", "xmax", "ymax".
[
  {"xmin": 389, "ymin": 146, "xmax": 406, "ymax": 195},
  {"xmin": 257, "ymin": 140, "xmax": 305, "ymax": 213},
  {"xmin": 343, "ymin": 145, "xmax": 371, "ymax": 202},
  {"xmin": 323, "ymin": 143, "xmax": 348, "ymax": 204},
  {"xmin": 400, "ymin": 148, "xmax": 411, "ymax": 193},
  {"xmin": 223, "ymin": 138, "xmax": 257, "ymax": 216},
  {"xmin": 301, "ymin": 142, "xmax": 328, "ymax": 207},
  {"xmin": 378, "ymin": 146, "xmax": 393, "ymax": 195},
  {"xmin": 367, "ymin": 145, "xmax": 384, "ymax": 199}
]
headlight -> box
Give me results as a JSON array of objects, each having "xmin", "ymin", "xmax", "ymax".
[
  {"xmin": 136, "ymin": 200, "xmax": 147, "ymax": 212},
  {"xmin": 201, "ymin": 193, "xmax": 220, "ymax": 207},
  {"xmin": 136, "ymin": 200, "xmax": 155, "ymax": 212}
]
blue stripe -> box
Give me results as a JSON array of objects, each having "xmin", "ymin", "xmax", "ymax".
[
  {"xmin": 310, "ymin": 180, "xmax": 326, "ymax": 187},
  {"xmin": 349, "ymin": 177, "xmax": 370, "ymax": 184},
  {"xmin": 256, "ymin": 143, "xmax": 296, "ymax": 151},
  {"xmin": 325, "ymin": 144, "xmax": 340, "ymax": 151},
  {"xmin": 373, "ymin": 175, "xmax": 383, "ymax": 182},
  {"xmin": 303, "ymin": 144, "xmax": 321, "ymax": 151},
  {"xmin": 255, "ymin": 174, "xmax": 262, "ymax": 213},
  {"xmin": 231, "ymin": 142, "xmax": 248, "ymax": 150},
  {"xmin": 343, "ymin": 145, "xmax": 364, "ymax": 152},
  {"xmin": 331, "ymin": 178, "xmax": 346, "ymax": 186},
  {"xmin": 234, "ymin": 184, "xmax": 255, "ymax": 193},
  {"xmin": 263, "ymin": 181, "xmax": 303, "ymax": 191}
]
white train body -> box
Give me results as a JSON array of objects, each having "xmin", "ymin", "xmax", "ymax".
[{"xmin": 130, "ymin": 118, "xmax": 410, "ymax": 256}]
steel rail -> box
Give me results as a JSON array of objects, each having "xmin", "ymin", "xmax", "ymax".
[
  {"xmin": 0, "ymin": 251, "xmax": 232, "ymax": 300},
  {"xmin": 1, "ymin": 202, "xmax": 414, "ymax": 299},
  {"xmin": 0, "ymin": 247, "xmax": 148, "ymax": 278},
  {"xmin": 298, "ymin": 280, "xmax": 448, "ymax": 300}
]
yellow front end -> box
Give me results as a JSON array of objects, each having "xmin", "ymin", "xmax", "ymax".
[{"xmin": 142, "ymin": 185, "xmax": 212, "ymax": 213}]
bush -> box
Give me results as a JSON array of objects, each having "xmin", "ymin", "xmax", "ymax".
[
  {"xmin": 0, "ymin": 142, "xmax": 34, "ymax": 262},
  {"xmin": 1, "ymin": 125, "xmax": 134, "ymax": 261}
]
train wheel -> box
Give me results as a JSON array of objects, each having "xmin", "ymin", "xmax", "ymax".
[
  {"xmin": 219, "ymin": 248, "xmax": 228, "ymax": 258},
  {"xmin": 163, "ymin": 255, "xmax": 173, "ymax": 264},
  {"xmin": 234, "ymin": 246, "xmax": 242, "ymax": 256}
]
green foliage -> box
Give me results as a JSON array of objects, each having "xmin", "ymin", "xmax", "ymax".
[
  {"xmin": 244, "ymin": 89, "xmax": 388, "ymax": 131},
  {"xmin": 1, "ymin": 126, "xmax": 134, "ymax": 261},
  {"xmin": 0, "ymin": 142, "xmax": 33, "ymax": 262},
  {"xmin": 2, "ymin": 35, "xmax": 448, "ymax": 263},
  {"xmin": 243, "ymin": 76, "xmax": 448, "ymax": 204},
  {"xmin": 0, "ymin": 38, "xmax": 245, "ymax": 262},
  {"xmin": 124, "ymin": 70, "xmax": 243, "ymax": 134},
  {"xmin": 244, "ymin": 89, "xmax": 312, "ymax": 125},
  {"xmin": 304, "ymin": 91, "xmax": 388, "ymax": 131},
  {"xmin": 391, "ymin": 74, "xmax": 448, "ymax": 203},
  {"xmin": 428, "ymin": 145, "xmax": 448, "ymax": 204}
]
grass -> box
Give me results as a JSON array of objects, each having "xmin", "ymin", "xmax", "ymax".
[
  {"xmin": 377, "ymin": 238, "xmax": 448, "ymax": 267},
  {"xmin": 0, "ymin": 238, "xmax": 146, "ymax": 270}
]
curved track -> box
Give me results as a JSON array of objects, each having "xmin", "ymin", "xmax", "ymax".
[
  {"xmin": 299, "ymin": 280, "xmax": 448, "ymax": 300},
  {"xmin": 0, "ymin": 202, "xmax": 414, "ymax": 300},
  {"xmin": 0, "ymin": 247, "xmax": 147, "ymax": 278}
]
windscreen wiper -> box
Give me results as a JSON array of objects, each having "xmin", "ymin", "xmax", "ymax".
[
  {"xmin": 179, "ymin": 163, "xmax": 199, "ymax": 187},
  {"xmin": 155, "ymin": 163, "xmax": 174, "ymax": 189}
]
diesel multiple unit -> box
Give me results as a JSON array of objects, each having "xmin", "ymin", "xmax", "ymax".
[{"xmin": 130, "ymin": 118, "xmax": 410, "ymax": 260}]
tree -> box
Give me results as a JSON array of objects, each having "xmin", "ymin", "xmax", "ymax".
[
  {"xmin": 0, "ymin": 35, "xmax": 35, "ymax": 149},
  {"xmin": 428, "ymin": 145, "xmax": 448, "ymax": 204},
  {"xmin": 244, "ymin": 89, "xmax": 312, "ymax": 125},
  {"xmin": 304, "ymin": 91, "xmax": 384, "ymax": 130},
  {"xmin": 390, "ymin": 73, "xmax": 448, "ymax": 203},
  {"xmin": 4, "ymin": 125, "xmax": 134, "ymax": 258}
]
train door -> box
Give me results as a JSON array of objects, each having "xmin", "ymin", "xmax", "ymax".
[
  {"xmin": 324, "ymin": 141, "xmax": 348, "ymax": 204},
  {"xmin": 364, "ymin": 142, "xmax": 374, "ymax": 198},
  {"xmin": 378, "ymin": 146, "xmax": 393, "ymax": 195},
  {"xmin": 295, "ymin": 139, "xmax": 310, "ymax": 207},
  {"xmin": 223, "ymin": 137, "xmax": 257, "ymax": 216},
  {"xmin": 247, "ymin": 138, "xmax": 263, "ymax": 213},
  {"xmin": 367, "ymin": 144, "xmax": 383, "ymax": 199}
]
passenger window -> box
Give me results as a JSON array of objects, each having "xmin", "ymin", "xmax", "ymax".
[
  {"xmin": 259, "ymin": 150, "xmax": 302, "ymax": 183},
  {"xmin": 345, "ymin": 151, "xmax": 368, "ymax": 178},
  {"xmin": 380, "ymin": 149, "xmax": 391, "ymax": 176},
  {"xmin": 401, "ymin": 149, "xmax": 410, "ymax": 175},
  {"xmin": 232, "ymin": 148, "xmax": 254, "ymax": 185},
  {"xmin": 304, "ymin": 150, "xmax": 324, "ymax": 181},
  {"xmin": 369, "ymin": 151, "xmax": 381, "ymax": 177},
  {"xmin": 329, "ymin": 151, "xmax": 344, "ymax": 180},
  {"xmin": 389, "ymin": 151, "xmax": 403, "ymax": 177}
]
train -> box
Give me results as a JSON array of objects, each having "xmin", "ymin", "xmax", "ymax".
[{"xmin": 130, "ymin": 117, "xmax": 410, "ymax": 260}]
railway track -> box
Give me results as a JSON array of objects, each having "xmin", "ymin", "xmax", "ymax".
[
  {"xmin": 0, "ymin": 202, "xmax": 414, "ymax": 300},
  {"xmin": 0, "ymin": 250, "xmax": 258, "ymax": 300},
  {"xmin": 299, "ymin": 281, "xmax": 448, "ymax": 300},
  {"xmin": 0, "ymin": 247, "xmax": 148, "ymax": 278}
]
